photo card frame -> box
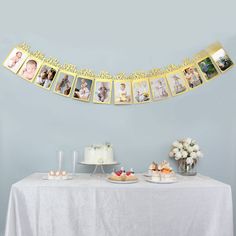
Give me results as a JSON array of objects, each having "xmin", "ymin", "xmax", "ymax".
[
  {"xmin": 149, "ymin": 76, "xmax": 170, "ymax": 101},
  {"xmin": 34, "ymin": 58, "xmax": 60, "ymax": 90},
  {"xmin": 73, "ymin": 69, "xmax": 95, "ymax": 102},
  {"xmin": 53, "ymin": 64, "xmax": 77, "ymax": 97},
  {"xmin": 207, "ymin": 42, "xmax": 234, "ymax": 73},
  {"xmin": 132, "ymin": 77, "xmax": 151, "ymax": 104},
  {"xmin": 182, "ymin": 61, "xmax": 205, "ymax": 90},
  {"xmin": 3, "ymin": 43, "xmax": 30, "ymax": 74},
  {"xmin": 195, "ymin": 50, "xmax": 219, "ymax": 81},
  {"xmin": 18, "ymin": 51, "xmax": 44, "ymax": 83},
  {"xmin": 114, "ymin": 73, "xmax": 132, "ymax": 105},
  {"xmin": 166, "ymin": 65, "xmax": 189, "ymax": 96},
  {"xmin": 93, "ymin": 72, "xmax": 113, "ymax": 104},
  {"xmin": 114, "ymin": 80, "xmax": 132, "ymax": 105}
]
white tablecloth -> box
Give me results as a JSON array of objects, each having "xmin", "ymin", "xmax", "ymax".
[{"xmin": 5, "ymin": 173, "xmax": 233, "ymax": 236}]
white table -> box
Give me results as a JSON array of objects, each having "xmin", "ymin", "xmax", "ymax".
[{"xmin": 5, "ymin": 173, "xmax": 234, "ymax": 236}]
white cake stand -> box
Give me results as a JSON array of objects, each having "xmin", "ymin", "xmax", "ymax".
[{"xmin": 79, "ymin": 161, "xmax": 120, "ymax": 175}]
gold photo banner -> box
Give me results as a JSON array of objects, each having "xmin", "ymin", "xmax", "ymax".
[{"xmin": 2, "ymin": 42, "xmax": 234, "ymax": 105}]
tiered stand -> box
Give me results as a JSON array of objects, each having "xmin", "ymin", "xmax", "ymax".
[{"xmin": 79, "ymin": 161, "xmax": 120, "ymax": 175}]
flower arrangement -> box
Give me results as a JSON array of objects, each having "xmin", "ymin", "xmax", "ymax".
[{"xmin": 169, "ymin": 138, "xmax": 203, "ymax": 166}]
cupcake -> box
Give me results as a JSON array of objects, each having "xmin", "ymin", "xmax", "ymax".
[{"xmin": 148, "ymin": 162, "xmax": 158, "ymax": 175}]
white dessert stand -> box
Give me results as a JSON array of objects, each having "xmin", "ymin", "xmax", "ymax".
[{"xmin": 79, "ymin": 161, "xmax": 120, "ymax": 175}]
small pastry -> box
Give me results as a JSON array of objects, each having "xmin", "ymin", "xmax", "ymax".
[
  {"xmin": 49, "ymin": 170, "xmax": 55, "ymax": 175},
  {"xmin": 109, "ymin": 168, "xmax": 138, "ymax": 181},
  {"xmin": 157, "ymin": 160, "xmax": 176, "ymax": 181},
  {"xmin": 55, "ymin": 171, "xmax": 61, "ymax": 180},
  {"xmin": 48, "ymin": 171, "xmax": 55, "ymax": 180},
  {"xmin": 126, "ymin": 168, "xmax": 137, "ymax": 181},
  {"xmin": 61, "ymin": 171, "xmax": 68, "ymax": 180},
  {"xmin": 151, "ymin": 171, "xmax": 161, "ymax": 182},
  {"xmin": 109, "ymin": 169, "xmax": 121, "ymax": 181},
  {"xmin": 148, "ymin": 162, "xmax": 158, "ymax": 175},
  {"xmin": 120, "ymin": 172, "xmax": 126, "ymax": 181}
]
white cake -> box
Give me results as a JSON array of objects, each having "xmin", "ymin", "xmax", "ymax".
[
  {"xmin": 151, "ymin": 171, "xmax": 161, "ymax": 182},
  {"xmin": 84, "ymin": 143, "xmax": 114, "ymax": 164}
]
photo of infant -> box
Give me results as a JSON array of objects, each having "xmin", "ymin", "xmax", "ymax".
[
  {"xmin": 35, "ymin": 65, "xmax": 57, "ymax": 89},
  {"xmin": 3, "ymin": 48, "xmax": 28, "ymax": 74},
  {"xmin": 198, "ymin": 57, "xmax": 218, "ymax": 80},
  {"xmin": 167, "ymin": 72, "xmax": 188, "ymax": 96},
  {"xmin": 114, "ymin": 81, "xmax": 132, "ymax": 104},
  {"xmin": 150, "ymin": 78, "xmax": 169, "ymax": 101},
  {"xmin": 132, "ymin": 79, "xmax": 151, "ymax": 103},
  {"xmin": 73, "ymin": 77, "xmax": 93, "ymax": 102},
  {"xmin": 183, "ymin": 67, "xmax": 203, "ymax": 89},
  {"xmin": 54, "ymin": 72, "xmax": 75, "ymax": 96},
  {"xmin": 93, "ymin": 80, "xmax": 112, "ymax": 104},
  {"xmin": 211, "ymin": 48, "xmax": 234, "ymax": 72},
  {"xmin": 18, "ymin": 57, "xmax": 41, "ymax": 81}
]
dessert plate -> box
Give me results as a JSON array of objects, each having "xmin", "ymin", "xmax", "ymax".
[
  {"xmin": 146, "ymin": 179, "xmax": 177, "ymax": 184},
  {"xmin": 107, "ymin": 178, "xmax": 138, "ymax": 184},
  {"xmin": 42, "ymin": 176, "xmax": 73, "ymax": 180}
]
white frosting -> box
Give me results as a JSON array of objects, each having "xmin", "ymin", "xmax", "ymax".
[
  {"xmin": 158, "ymin": 160, "xmax": 172, "ymax": 171},
  {"xmin": 151, "ymin": 171, "xmax": 176, "ymax": 182},
  {"xmin": 151, "ymin": 172, "xmax": 161, "ymax": 181},
  {"xmin": 84, "ymin": 144, "xmax": 114, "ymax": 164}
]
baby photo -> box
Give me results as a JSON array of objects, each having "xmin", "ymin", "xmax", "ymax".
[
  {"xmin": 54, "ymin": 72, "xmax": 75, "ymax": 96},
  {"xmin": 150, "ymin": 78, "xmax": 169, "ymax": 101},
  {"xmin": 183, "ymin": 66, "xmax": 204, "ymax": 89},
  {"xmin": 132, "ymin": 79, "xmax": 151, "ymax": 103},
  {"xmin": 166, "ymin": 72, "xmax": 188, "ymax": 96},
  {"xmin": 3, "ymin": 48, "xmax": 28, "ymax": 74},
  {"xmin": 114, "ymin": 81, "xmax": 132, "ymax": 104},
  {"xmin": 73, "ymin": 77, "xmax": 93, "ymax": 102},
  {"xmin": 35, "ymin": 65, "xmax": 57, "ymax": 89},
  {"xmin": 198, "ymin": 57, "xmax": 218, "ymax": 80},
  {"xmin": 211, "ymin": 48, "xmax": 234, "ymax": 72},
  {"xmin": 93, "ymin": 80, "xmax": 112, "ymax": 104},
  {"xmin": 18, "ymin": 57, "xmax": 41, "ymax": 82}
]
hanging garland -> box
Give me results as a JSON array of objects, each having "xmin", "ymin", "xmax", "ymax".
[{"xmin": 2, "ymin": 42, "xmax": 234, "ymax": 105}]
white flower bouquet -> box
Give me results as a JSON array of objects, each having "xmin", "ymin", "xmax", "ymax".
[{"xmin": 169, "ymin": 138, "xmax": 203, "ymax": 167}]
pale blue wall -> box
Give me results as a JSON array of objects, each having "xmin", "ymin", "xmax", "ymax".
[{"xmin": 0, "ymin": 0, "xmax": 236, "ymax": 234}]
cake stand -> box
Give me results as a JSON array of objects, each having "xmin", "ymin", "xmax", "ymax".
[{"xmin": 79, "ymin": 161, "xmax": 120, "ymax": 175}]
